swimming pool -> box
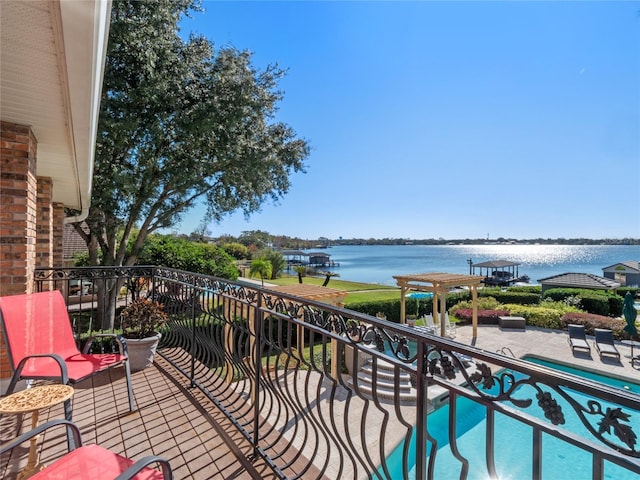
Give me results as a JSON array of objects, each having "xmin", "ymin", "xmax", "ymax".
[
  {"xmin": 407, "ymin": 292, "xmax": 434, "ymax": 299},
  {"xmin": 383, "ymin": 357, "xmax": 640, "ymax": 479}
]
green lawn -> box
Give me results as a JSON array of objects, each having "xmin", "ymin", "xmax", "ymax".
[
  {"xmin": 344, "ymin": 290, "xmax": 401, "ymax": 304},
  {"xmin": 267, "ymin": 274, "xmax": 398, "ymax": 292},
  {"xmin": 265, "ymin": 274, "xmax": 400, "ymax": 305}
]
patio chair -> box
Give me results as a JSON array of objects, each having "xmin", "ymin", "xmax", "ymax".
[
  {"xmin": 567, "ymin": 324, "xmax": 590, "ymax": 355},
  {"xmin": 594, "ymin": 328, "xmax": 621, "ymax": 361},
  {"xmin": 0, "ymin": 419, "xmax": 172, "ymax": 479},
  {"xmin": 0, "ymin": 291, "xmax": 135, "ymax": 414}
]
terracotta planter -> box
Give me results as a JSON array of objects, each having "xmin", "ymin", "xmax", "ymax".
[{"xmin": 124, "ymin": 333, "xmax": 161, "ymax": 372}]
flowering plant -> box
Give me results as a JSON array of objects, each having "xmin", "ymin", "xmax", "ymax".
[{"xmin": 120, "ymin": 298, "xmax": 168, "ymax": 339}]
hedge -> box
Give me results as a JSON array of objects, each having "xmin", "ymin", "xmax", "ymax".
[
  {"xmin": 480, "ymin": 291, "xmax": 540, "ymax": 305},
  {"xmin": 542, "ymin": 288, "xmax": 623, "ymax": 317},
  {"xmin": 561, "ymin": 312, "xmax": 628, "ymax": 339},
  {"xmin": 348, "ymin": 293, "xmax": 471, "ymax": 324},
  {"xmin": 452, "ymin": 309, "xmax": 510, "ymax": 325},
  {"xmin": 503, "ymin": 304, "xmax": 567, "ymax": 330}
]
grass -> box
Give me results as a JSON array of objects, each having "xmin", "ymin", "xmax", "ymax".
[
  {"xmin": 344, "ymin": 290, "xmax": 402, "ymax": 304},
  {"xmin": 267, "ymin": 274, "xmax": 398, "ymax": 292},
  {"xmin": 265, "ymin": 274, "xmax": 401, "ymax": 305}
]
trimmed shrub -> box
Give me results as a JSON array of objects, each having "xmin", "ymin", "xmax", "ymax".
[
  {"xmin": 484, "ymin": 291, "xmax": 540, "ymax": 305},
  {"xmin": 573, "ymin": 292, "xmax": 610, "ymax": 316},
  {"xmin": 607, "ymin": 295, "xmax": 623, "ymax": 317},
  {"xmin": 451, "ymin": 296, "xmax": 503, "ymax": 312},
  {"xmin": 347, "ymin": 299, "xmax": 402, "ymax": 323},
  {"xmin": 348, "ymin": 294, "xmax": 468, "ymax": 324},
  {"xmin": 503, "ymin": 305, "xmax": 556, "ymax": 330},
  {"xmin": 542, "ymin": 288, "xmax": 623, "ymax": 317},
  {"xmin": 561, "ymin": 312, "xmax": 628, "ymax": 339},
  {"xmin": 507, "ymin": 285, "xmax": 542, "ymax": 294},
  {"xmin": 618, "ymin": 286, "xmax": 639, "ymax": 298},
  {"xmin": 452, "ymin": 309, "xmax": 510, "ymax": 325}
]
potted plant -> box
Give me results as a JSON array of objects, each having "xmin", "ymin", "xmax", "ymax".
[{"xmin": 120, "ymin": 298, "xmax": 168, "ymax": 371}]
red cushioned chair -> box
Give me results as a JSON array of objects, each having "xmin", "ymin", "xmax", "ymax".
[
  {"xmin": 0, "ymin": 291, "xmax": 135, "ymax": 416},
  {"xmin": 0, "ymin": 419, "xmax": 172, "ymax": 479}
]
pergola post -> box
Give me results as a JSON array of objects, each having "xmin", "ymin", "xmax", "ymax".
[
  {"xmin": 439, "ymin": 290, "xmax": 447, "ymax": 336},
  {"xmin": 394, "ymin": 272, "xmax": 484, "ymax": 338},
  {"xmin": 472, "ymin": 286, "xmax": 479, "ymax": 338},
  {"xmin": 400, "ymin": 286, "xmax": 407, "ymax": 324}
]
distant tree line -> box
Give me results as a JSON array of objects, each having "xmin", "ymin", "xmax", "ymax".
[{"xmin": 182, "ymin": 230, "xmax": 639, "ymax": 248}]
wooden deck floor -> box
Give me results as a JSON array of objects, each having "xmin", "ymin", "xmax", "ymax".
[{"xmin": 0, "ymin": 356, "xmax": 280, "ymax": 479}]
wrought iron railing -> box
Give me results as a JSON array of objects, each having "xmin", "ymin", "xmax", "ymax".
[{"xmin": 34, "ymin": 266, "xmax": 640, "ymax": 480}]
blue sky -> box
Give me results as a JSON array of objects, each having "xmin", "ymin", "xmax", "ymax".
[{"xmin": 175, "ymin": 1, "xmax": 639, "ymax": 240}]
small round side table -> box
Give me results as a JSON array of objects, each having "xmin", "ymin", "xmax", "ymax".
[{"xmin": 0, "ymin": 384, "xmax": 74, "ymax": 480}]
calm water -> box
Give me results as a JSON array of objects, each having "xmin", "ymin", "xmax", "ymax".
[{"xmin": 310, "ymin": 244, "xmax": 639, "ymax": 286}]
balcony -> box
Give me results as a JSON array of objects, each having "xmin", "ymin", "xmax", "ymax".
[{"xmin": 1, "ymin": 266, "xmax": 639, "ymax": 479}]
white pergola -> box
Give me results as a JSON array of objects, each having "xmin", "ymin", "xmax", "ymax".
[{"xmin": 393, "ymin": 272, "xmax": 485, "ymax": 337}]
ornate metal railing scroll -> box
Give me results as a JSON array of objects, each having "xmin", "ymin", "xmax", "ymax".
[{"xmin": 36, "ymin": 267, "xmax": 640, "ymax": 480}]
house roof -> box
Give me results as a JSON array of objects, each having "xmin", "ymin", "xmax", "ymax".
[
  {"xmin": 537, "ymin": 273, "xmax": 621, "ymax": 290},
  {"xmin": 471, "ymin": 260, "xmax": 520, "ymax": 268},
  {"xmin": 63, "ymin": 223, "xmax": 88, "ymax": 259},
  {"xmin": 602, "ymin": 261, "xmax": 640, "ymax": 273},
  {"xmin": 0, "ymin": 0, "xmax": 111, "ymax": 213}
]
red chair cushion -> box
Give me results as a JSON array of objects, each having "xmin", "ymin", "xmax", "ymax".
[
  {"xmin": 0, "ymin": 291, "xmax": 126, "ymax": 381},
  {"xmin": 29, "ymin": 444, "xmax": 165, "ymax": 480}
]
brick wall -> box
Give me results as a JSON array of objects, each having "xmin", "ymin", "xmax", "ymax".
[
  {"xmin": 0, "ymin": 121, "xmax": 38, "ymax": 296},
  {"xmin": 53, "ymin": 202, "xmax": 64, "ymax": 268},
  {"xmin": 36, "ymin": 176, "xmax": 54, "ymax": 269}
]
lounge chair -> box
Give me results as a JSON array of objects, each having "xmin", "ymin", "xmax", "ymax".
[
  {"xmin": 567, "ymin": 324, "xmax": 590, "ymax": 355},
  {"xmin": 0, "ymin": 419, "xmax": 172, "ymax": 479},
  {"xmin": 0, "ymin": 291, "xmax": 135, "ymax": 413},
  {"xmin": 594, "ymin": 328, "xmax": 621, "ymax": 361}
]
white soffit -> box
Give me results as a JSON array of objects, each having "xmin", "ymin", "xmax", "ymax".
[{"xmin": 0, "ymin": 0, "xmax": 111, "ymax": 211}]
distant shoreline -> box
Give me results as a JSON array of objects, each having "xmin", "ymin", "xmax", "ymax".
[{"xmin": 324, "ymin": 239, "xmax": 640, "ymax": 246}]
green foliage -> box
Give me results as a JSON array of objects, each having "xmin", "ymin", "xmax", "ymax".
[
  {"xmin": 120, "ymin": 298, "xmax": 168, "ymax": 338},
  {"xmin": 249, "ymin": 259, "xmax": 272, "ymax": 286},
  {"xmin": 255, "ymin": 249, "xmax": 286, "ymax": 279},
  {"xmin": 139, "ymin": 234, "xmax": 238, "ymax": 279},
  {"xmin": 450, "ymin": 296, "xmax": 503, "ymax": 314},
  {"xmin": 72, "ymin": 251, "xmax": 90, "ymax": 267},
  {"xmin": 348, "ymin": 294, "xmax": 465, "ymax": 323},
  {"xmin": 451, "ymin": 309, "xmax": 511, "ymax": 325},
  {"xmin": 480, "ymin": 291, "xmax": 540, "ymax": 305},
  {"xmin": 503, "ymin": 302, "xmax": 582, "ymax": 330},
  {"xmin": 238, "ymin": 231, "xmax": 273, "ymax": 250},
  {"xmin": 220, "ymin": 242, "xmax": 251, "ymax": 260},
  {"xmin": 77, "ymin": 0, "xmax": 309, "ymax": 268},
  {"xmin": 542, "ymin": 288, "xmax": 622, "ymax": 317},
  {"xmin": 561, "ymin": 313, "xmax": 628, "ymax": 338},
  {"xmin": 618, "ymin": 287, "xmax": 639, "ymax": 298},
  {"xmin": 292, "ymin": 265, "xmax": 307, "ymax": 284},
  {"xmin": 507, "ymin": 285, "xmax": 542, "ymax": 294},
  {"xmin": 348, "ymin": 299, "xmax": 403, "ymax": 323}
]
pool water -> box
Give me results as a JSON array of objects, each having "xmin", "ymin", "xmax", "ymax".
[
  {"xmin": 407, "ymin": 292, "xmax": 434, "ymax": 299},
  {"xmin": 383, "ymin": 358, "xmax": 640, "ymax": 479}
]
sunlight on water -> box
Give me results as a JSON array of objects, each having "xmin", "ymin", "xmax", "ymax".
[
  {"xmin": 314, "ymin": 244, "xmax": 638, "ymax": 285},
  {"xmin": 451, "ymin": 244, "xmax": 597, "ymax": 266}
]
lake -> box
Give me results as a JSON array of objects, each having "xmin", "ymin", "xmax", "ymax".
[{"xmin": 307, "ymin": 244, "xmax": 639, "ymax": 286}]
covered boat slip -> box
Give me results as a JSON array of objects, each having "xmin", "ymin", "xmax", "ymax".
[
  {"xmin": 469, "ymin": 259, "xmax": 529, "ymax": 286},
  {"xmin": 393, "ymin": 273, "xmax": 484, "ymax": 337}
]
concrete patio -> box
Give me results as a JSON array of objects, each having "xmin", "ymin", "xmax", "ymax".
[{"xmin": 454, "ymin": 323, "xmax": 640, "ymax": 381}]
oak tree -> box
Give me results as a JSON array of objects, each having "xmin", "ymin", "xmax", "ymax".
[{"xmin": 73, "ymin": 0, "xmax": 309, "ymax": 327}]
